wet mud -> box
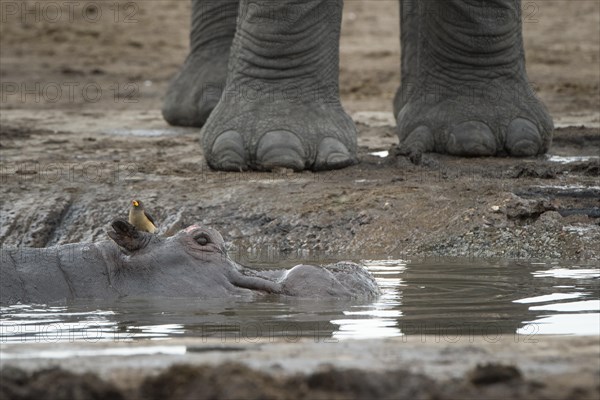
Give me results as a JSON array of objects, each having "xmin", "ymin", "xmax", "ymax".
[
  {"xmin": 2, "ymin": 362, "xmax": 598, "ymax": 400},
  {"xmin": 1, "ymin": 122, "xmax": 598, "ymax": 261}
]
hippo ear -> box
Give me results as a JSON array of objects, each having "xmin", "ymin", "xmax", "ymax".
[{"xmin": 107, "ymin": 219, "xmax": 147, "ymax": 252}]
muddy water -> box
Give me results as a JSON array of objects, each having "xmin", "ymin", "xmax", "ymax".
[{"xmin": 1, "ymin": 260, "xmax": 598, "ymax": 345}]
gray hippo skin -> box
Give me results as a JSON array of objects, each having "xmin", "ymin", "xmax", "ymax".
[
  {"xmin": 0, "ymin": 220, "xmax": 379, "ymax": 305},
  {"xmin": 163, "ymin": 0, "xmax": 552, "ymax": 170}
]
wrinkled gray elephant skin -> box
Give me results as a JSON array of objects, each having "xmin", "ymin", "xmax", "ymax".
[
  {"xmin": 163, "ymin": 0, "xmax": 553, "ymax": 170},
  {"xmin": 0, "ymin": 220, "xmax": 379, "ymax": 305}
]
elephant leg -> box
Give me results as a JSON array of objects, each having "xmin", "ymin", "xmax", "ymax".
[
  {"xmin": 200, "ymin": 0, "xmax": 357, "ymax": 171},
  {"xmin": 395, "ymin": 0, "xmax": 553, "ymax": 158},
  {"xmin": 162, "ymin": 0, "xmax": 238, "ymax": 127}
]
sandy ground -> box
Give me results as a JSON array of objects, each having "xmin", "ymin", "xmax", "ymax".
[
  {"xmin": 1, "ymin": 0, "xmax": 599, "ymax": 397},
  {"xmin": 1, "ymin": 1, "xmax": 599, "ymax": 114}
]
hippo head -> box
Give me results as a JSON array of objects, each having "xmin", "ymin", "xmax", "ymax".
[
  {"xmin": 105, "ymin": 219, "xmax": 241, "ymax": 297},
  {"xmin": 109, "ymin": 217, "xmax": 224, "ymax": 251}
]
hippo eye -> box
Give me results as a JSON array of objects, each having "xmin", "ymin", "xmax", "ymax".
[{"xmin": 193, "ymin": 233, "xmax": 210, "ymax": 246}]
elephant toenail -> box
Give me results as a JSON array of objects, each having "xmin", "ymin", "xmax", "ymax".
[
  {"xmin": 506, "ymin": 118, "xmax": 542, "ymax": 156},
  {"xmin": 328, "ymin": 152, "xmax": 351, "ymax": 164},
  {"xmin": 210, "ymin": 130, "xmax": 247, "ymax": 171},
  {"xmin": 315, "ymin": 138, "xmax": 356, "ymax": 171},
  {"xmin": 447, "ymin": 121, "xmax": 496, "ymax": 156},
  {"xmin": 256, "ymin": 131, "xmax": 306, "ymax": 171},
  {"xmin": 403, "ymin": 126, "xmax": 434, "ymax": 152},
  {"xmin": 400, "ymin": 126, "xmax": 435, "ymax": 164}
]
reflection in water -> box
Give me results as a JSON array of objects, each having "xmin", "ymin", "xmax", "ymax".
[
  {"xmin": 397, "ymin": 260, "xmax": 533, "ymax": 336},
  {"xmin": 518, "ymin": 314, "xmax": 600, "ymax": 335},
  {"xmin": 0, "ymin": 260, "xmax": 598, "ymax": 343},
  {"xmin": 514, "ymin": 293, "xmax": 587, "ymax": 303},
  {"xmin": 331, "ymin": 260, "xmax": 404, "ymax": 339},
  {"xmin": 515, "ymin": 267, "xmax": 600, "ymax": 336},
  {"xmin": 2, "ymin": 346, "xmax": 187, "ymax": 360},
  {"xmin": 0, "ymin": 305, "xmax": 119, "ymax": 343},
  {"xmin": 127, "ymin": 324, "xmax": 185, "ymax": 340},
  {"xmin": 532, "ymin": 268, "xmax": 599, "ymax": 279},
  {"xmin": 529, "ymin": 300, "xmax": 599, "ymax": 311}
]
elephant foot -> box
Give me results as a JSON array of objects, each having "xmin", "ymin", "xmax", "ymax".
[
  {"xmin": 162, "ymin": 51, "xmax": 230, "ymax": 127},
  {"xmin": 202, "ymin": 99, "xmax": 357, "ymax": 172},
  {"xmin": 395, "ymin": 78, "xmax": 554, "ymax": 159},
  {"xmin": 396, "ymin": 0, "xmax": 553, "ymax": 159},
  {"xmin": 162, "ymin": 1, "xmax": 238, "ymax": 127},
  {"xmin": 200, "ymin": 0, "xmax": 357, "ymax": 171}
]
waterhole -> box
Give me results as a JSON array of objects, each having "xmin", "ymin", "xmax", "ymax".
[{"xmin": 1, "ymin": 259, "xmax": 598, "ymax": 345}]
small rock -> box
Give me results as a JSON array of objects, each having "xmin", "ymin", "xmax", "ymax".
[
  {"xmin": 506, "ymin": 195, "xmax": 557, "ymax": 220},
  {"xmin": 535, "ymin": 211, "xmax": 563, "ymax": 229},
  {"xmin": 469, "ymin": 363, "xmax": 522, "ymax": 385}
]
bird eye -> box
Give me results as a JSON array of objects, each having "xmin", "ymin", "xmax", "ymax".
[{"xmin": 194, "ymin": 233, "xmax": 210, "ymax": 246}]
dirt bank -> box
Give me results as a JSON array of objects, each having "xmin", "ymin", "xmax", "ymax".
[
  {"xmin": 2, "ymin": 362, "xmax": 596, "ymax": 400},
  {"xmin": 2, "ymin": 336, "xmax": 599, "ymax": 400},
  {"xmin": 1, "ymin": 112, "xmax": 598, "ymax": 261}
]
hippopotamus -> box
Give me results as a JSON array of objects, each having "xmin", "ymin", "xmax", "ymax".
[{"xmin": 0, "ymin": 219, "xmax": 379, "ymax": 305}]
